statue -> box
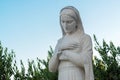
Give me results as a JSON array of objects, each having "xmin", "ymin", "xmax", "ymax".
[{"xmin": 49, "ymin": 6, "xmax": 94, "ymax": 80}]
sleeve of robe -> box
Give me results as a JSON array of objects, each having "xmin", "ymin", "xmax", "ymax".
[
  {"xmin": 64, "ymin": 34, "xmax": 94, "ymax": 80},
  {"xmin": 48, "ymin": 39, "xmax": 61, "ymax": 72}
]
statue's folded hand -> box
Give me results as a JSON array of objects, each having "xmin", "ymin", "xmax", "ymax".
[{"xmin": 59, "ymin": 50, "xmax": 71, "ymax": 60}]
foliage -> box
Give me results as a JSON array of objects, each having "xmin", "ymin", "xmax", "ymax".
[
  {"xmin": 0, "ymin": 35, "xmax": 120, "ymax": 80},
  {"xmin": 13, "ymin": 47, "xmax": 58, "ymax": 80},
  {"xmin": 93, "ymin": 35, "xmax": 120, "ymax": 80},
  {"xmin": 0, "ymin": 42, "xmax": 15, "ymax": 80},
  {"xmin": 0, "ymin": 42, "xmax": 57, "ymax": 80}
]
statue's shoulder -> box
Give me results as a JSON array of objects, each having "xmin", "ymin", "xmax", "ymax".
[
  {"xmin": 57, "ymin": 37, "xmax": 63, "ymax": 43},
  {"xmin": 82, "ymin": 33, "xmax": 92, "ymax": 41}
]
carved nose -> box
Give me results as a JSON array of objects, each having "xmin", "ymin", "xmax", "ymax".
[
  {"xmin": 63, "ymin": 22, "xmax": 67, "ymax": 27},
  {"xmin": 66, "ymin": 26, "xmax": 68, "ymax": 30}
]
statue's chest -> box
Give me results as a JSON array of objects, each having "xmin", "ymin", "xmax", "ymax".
[
  {"xmin": 61, "ymin": 36, "xmax": 79, "ymax": 45},
  {"xmin": 60, "ymin": 35, "xmax": 82, "ymax": 51}
]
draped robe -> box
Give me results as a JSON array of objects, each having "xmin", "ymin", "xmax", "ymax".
[{"xmin": 49, "ymin": 33, "xmax": 94, "ymax": 80}]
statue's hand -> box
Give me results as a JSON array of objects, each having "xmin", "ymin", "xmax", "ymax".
[
  {"xmin": 55, "ymin": 50, "xmax": 62, "ymax": 57},
  {"xmin": 59, "ymin": 50, "xmax": 71, "ymax": 60},
  {"xmin": 62, "ymin": 50, "xmax": 72, "ymax": 55}
]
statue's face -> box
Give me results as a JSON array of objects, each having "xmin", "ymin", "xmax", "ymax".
[{"xmin": 61, "ymin": 15, "xmax": 77, "ymax": 34}]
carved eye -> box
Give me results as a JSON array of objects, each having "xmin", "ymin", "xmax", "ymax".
[{"xmin": 67, "ymin": 20, "xmax": 73, "ymax": 24}]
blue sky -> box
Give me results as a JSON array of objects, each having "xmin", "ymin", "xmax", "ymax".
[{"xmin": 0, "ymin": 0, "xmax": 120, "ymax": 66}]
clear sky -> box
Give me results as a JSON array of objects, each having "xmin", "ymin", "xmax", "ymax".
[{"xmin": 0, "ymin": 0, "xmax": 120, "ymax": 66}]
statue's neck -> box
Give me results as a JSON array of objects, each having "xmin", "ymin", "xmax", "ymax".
[{"xmin": 65, "ymin": 29, "xmax": 82, "ymax": 37}]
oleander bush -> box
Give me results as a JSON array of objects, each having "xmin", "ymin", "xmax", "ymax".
[
  {"xmin": 0, "ymin": 42, "xmax": 15, "ymax": 80},
  {"xmin": 93, "ymin": 35, "xmax": 120, "ymax": 80},
  {"xmin": 12, "ymin": 47, "xmax": 57, "ymax": 80}
]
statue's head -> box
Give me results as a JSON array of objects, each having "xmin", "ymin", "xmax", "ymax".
[{"xmin": 60, "ymin": 6, "xmax": 84, "ymax": 36}]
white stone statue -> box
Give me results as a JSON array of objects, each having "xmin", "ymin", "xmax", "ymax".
[{"xmin": 49, "ymin": 6, "xmax": 94, "ymax": 80}]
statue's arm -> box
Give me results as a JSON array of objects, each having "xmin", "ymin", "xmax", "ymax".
[
  {"xmin": 63, "ymin": 35, "xmax": 93, "ymax": 67},
  {"xmin": 49, "ymin": 39, "xmax": 62, "ymax": 72},
  {"xmin": 49, "ymin": 53, "xmax": 59, "ymax": 72}
]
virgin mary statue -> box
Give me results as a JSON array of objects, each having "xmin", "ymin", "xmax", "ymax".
[{"xmin": 49, "ymin": 6, "xmax": 94, "ymax": 80}]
